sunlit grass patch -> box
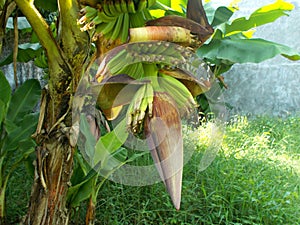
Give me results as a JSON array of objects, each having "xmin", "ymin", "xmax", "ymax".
[{"xmin": 93, "ymin": 115, "xmax": 300, "ymax": 224}]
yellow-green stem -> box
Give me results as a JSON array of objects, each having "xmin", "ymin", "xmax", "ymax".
[
  {"xmin": 129, "ymin": 26, "xmax": 191, "ymax": 44},
  {"xmin": 142, "ymin": 63, "xmax": 161, "ymax": 91},
  {"xmin": 14, "ymin": 0, "xmax": 63, "ymax": 65}
]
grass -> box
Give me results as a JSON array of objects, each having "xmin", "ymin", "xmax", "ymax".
[{"xmin": 5, "ymin": 116, "xmax": 300, "ymax": 224}]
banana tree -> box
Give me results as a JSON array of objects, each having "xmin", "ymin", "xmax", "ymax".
[
  {"xmin": 1, "ymin": 0, "xmax": 298, "ymax": 224},
  {"xmin": 73, "ymin": 0, "xmax": 300, "ymax": 223},
  {"xmin": 10, "ymin": 0, "xmax": 90, "ymax": 224},
  {"xmin": 72, "ymin": 0, "xmax": 215, "ymax": 223},
  {"xmin": 4, "ymin": 0, "xmax": 213, "ymax": 223}
]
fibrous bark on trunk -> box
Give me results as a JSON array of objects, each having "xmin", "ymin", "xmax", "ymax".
[{"xmin": 13, "ymin": 0, "xmax": 90, "ymax": 224}]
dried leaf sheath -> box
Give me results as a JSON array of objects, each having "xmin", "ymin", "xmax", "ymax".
[{"xmin": 144, "ymin": 92, "xmax": 183, "ymax": 210}]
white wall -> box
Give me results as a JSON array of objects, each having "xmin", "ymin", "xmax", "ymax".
[{"xmin": 222, "ymin": 0, "xmax": 300, "ymax": 117}]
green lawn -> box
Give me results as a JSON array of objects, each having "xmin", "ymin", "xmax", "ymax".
[{"xmin": 6, "ymin": 116, "xmax": 300, "ymax": 224}]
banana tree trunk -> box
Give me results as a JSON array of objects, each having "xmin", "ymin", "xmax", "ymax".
[
  {"xmin": 14, "ymin": 0, "xmax": 90, "ymax": 224},
  {"xmin": 24, "ymin": 135, "xmax": 74, "ymax": 225}
]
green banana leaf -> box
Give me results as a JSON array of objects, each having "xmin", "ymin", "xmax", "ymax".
[
  {"xmin": 93, "ymin": 118, "xmax": 128, "ymax": 168},
  {"xmin": 68, "ymin": 147, "xmax": 145, "ymax": 207},
  {"xmin": 67, "ymin": 168, "xmax": 98, "ymax": 207},
  {"xmin": 0, "ymin": 100, "xmax": 5, "ymax": 125},
  {"xmin": 224, "ymin": 0, "xmax": 294, "ymax": 35},
  {"xmin": 152, "ymin": 0, "xmax": 186, "ymax": 17},
  {"xmin": 34, "ymin": 0, "xmax": 58, "ymax": 11},
  {"xmin": 5, "ymin": 113, "xmax": 39, "ymax": 151},
  {"xmin": 78, "ymin": 114, "xmax": 129, "ymax": 171},
  {"xmin": 197, "ymin": 38, "xmax": 300, "ymax": 64},
  {"xmin": 0, "ymin": 72, "xmax": 10, "ymax": 124},
  {"xmin": 204, "ymin": 2, "xmax": 237, "ymax": 26},
  {"xmin": 79, "ymin": 114, "xmax": 97, "ymax": 162},
  {"xmin": 0, "ymin": 71, "xmax": 11, "ymax": 107},
  {"xmin": 211, "ymin": 6, "xmax": 234, "ymax": 27},
  {"xmin": 0, "ymin": 43, "xmax": 42, "ymax": 67},
  {"xmin": 157, "ymin": 0, "xmax": 171, "ymax": 7},
  {"xmin": 6, "ymin": 79, "xmax": 41, "ymax": 124},
  {"xmin": 11, "ymin": 139, "xmax": 36, "ymax": 169}
]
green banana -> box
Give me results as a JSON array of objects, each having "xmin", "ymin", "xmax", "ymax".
[
  {"xmin": 140, "ymin": 41, "xmax": 164, "ymax": 55},
  {"xmin": 142, "ymin": 8, "xmax": 153, "ymax": 20},
  {"xmin": 120, "ymin": 0, "xmax": 128, "ymax": 13},
  {"xmin": 114, "ymin": 0, "xmax": 123, "ymax": 14},
  {"xmin": 127, "ymin": 0, "xmax": 136, "ymax": 13},
  {"xmin": 135, "ymin": 42, "xmax": 150, "ymax": 55},
  {"xmin": 136, "ymin": 96, "xmax": 147, "ymax": 124},
  {"xmin": 137, "ymin": 83, "xmax": 153, "ymax": 122},
  {"xmin": 107, "ymin": 1, "xmax": 120, "ymax": 16},
  {"xmin": 95, "ymin": 19, "xmax": 117, "ymax": 36},
  {"xmin": 133, "ymin": 62, "xmax": 144, "ymax": 79},
  {"xmin": 97, "ymin": 9, "xmax": 116, "ymax": 23},
  {"xmin": 85, "ymin": 6, "xmax": 98, "ymax": 20},
  {"xmin": 128, "ymin": 63, "xmax": 139, "ymax": 78},
  {"xmin": 120, "ymin": 62, "xmax": 143, "ymax": 80},
  {"xmin": 128, "ymin": 12, "xmax": 145, "ymax": 27},
  {"xmin": 126, "ymin": 92, "xmax": 136, "ymax": 128},
  {"xmin": 102, "ymin": 1, "xmax": 114, "ymax": 17},
  {"xmin": 111, "ymin": 14, "xmax": 123, "ymax": 40},
  {"xmin": 119, "ymin": 63, "xmax": 136, "ymax": 77},
  {"xmin": 120, "ymin": 13, "xmax": 129, "ymax": 43},
  {"xmin": 137, "ymin": 0, "xmax": 147, "ymax": 12},
  {"xmin": 131, "ymin": 84, "xmax": 147, "ymax": 130},
  {"xmin": 156, "ymin": 42, "xmax": 185, "ymax": 59},
  {"xmin": 147, "ymin": 0, "xmax": 156, "ymax": 8},
  {"xmin": 91, "ymin": 15, "xmax": 103, "ymax": 25},
  {"xmin": 133, "ymin": 84, "xmax": 147, "ymax": 113},
  {"xmin": 158, "ymin": 74, "xmax": 196, "ymax": 115}
]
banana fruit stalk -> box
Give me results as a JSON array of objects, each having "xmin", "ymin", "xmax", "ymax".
[
  {"xmin": 145, "ymin": 15, "xmax": 214, "ymax": 48},
  {"xmin": 129, "ymin": 26, "xmax": 192, "ymax": 45},
  {"xmin": 144, "ymin": 91, "xmax": 183, "ymax": 210}
]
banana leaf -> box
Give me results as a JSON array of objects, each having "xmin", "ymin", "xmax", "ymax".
[
  {"xmin": 6, "ymin": 79, "xmax": 41, "ymax": 124},
  {"xmin": 224, "ymin": 0, "xmax": 294, "ymax": 35},
  {"xmin": 0, "ymin": 43, "xmax": 42, "ymax": 67},
  {"xmin": 197, "ymin": 38, "xmax": 300, "ymax": 64},
  {"xmin": 93, "ymin": 118, "xmax": 128, "ymax": 169},
  {"xmin": 0, "ymin": 100, "xmax": 5, "ymax": 125},
  {"xmin": 4, "ymin": 113, "xmax": 39, "ymax": 151},
  {"xmin": 0, "ymin": 71, "xmax": 11, "ymax": 109}
]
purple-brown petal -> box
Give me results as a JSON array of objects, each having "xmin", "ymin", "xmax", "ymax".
[{"xmin": 144, "ymin": 92, "xmax": 183, "ymax": 210}]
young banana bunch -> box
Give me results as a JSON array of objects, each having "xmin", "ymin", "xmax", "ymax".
[
  {"xmin": 78, "ymin": 0, "xmax": 155, "ymax": 44},
  {"xmin": 82, "ymin": 0, "xmax": 215, "ymax": 211}
]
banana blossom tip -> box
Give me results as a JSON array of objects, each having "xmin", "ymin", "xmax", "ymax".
[{"xmin": 144, "ymin": 92, "xmax": 183, "ymax": 210}]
